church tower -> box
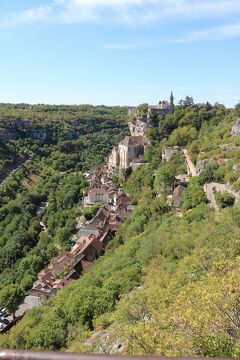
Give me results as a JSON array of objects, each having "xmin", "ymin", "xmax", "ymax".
[{"xmin": 170, "ymin": 91, "xmax": 174, "ymax": 114}]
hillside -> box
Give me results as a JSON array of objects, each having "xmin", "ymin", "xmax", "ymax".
[
  {"xmin": 0, "ymin": 104, "xmax": 127, "ymax": 123},
  {"xmin": 0, "ymin": 108, "xmax": 129, "ymax": 313},
  {"xmin": 1, "ymin": 100, "xmax": 240, "ymax": 357}
]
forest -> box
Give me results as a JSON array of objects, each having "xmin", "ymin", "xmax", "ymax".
[{"xmin": 0, "ymin": 99, "xmax": 240, "ymax": 356}]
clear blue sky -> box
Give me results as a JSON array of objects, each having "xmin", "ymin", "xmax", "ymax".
[{"xmin": 0, "ymin": 0, "xmax": 240, "ymax": 107}]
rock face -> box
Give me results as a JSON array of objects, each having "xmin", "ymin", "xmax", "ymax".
[
  {"xmin": 231, "ymin": 119, "xmax": 240, "ymax": 136},
  {"xmin": 0, "ymin": 129, "xmax": 18, "ymax": 143},
  {"xmin": 84, "ymin": 330, "xmax": 125, "ymax": 354},
  {"xmin": 162, "ymin": 146, "xmax": 180, "ymax": 162},
  {"xmin": 196, "ymin": 160, "xmax": 207, "ymax": 175},
  {"xmin": 128, "ymin": 118, "xmax": 148, "ymax": 137}
]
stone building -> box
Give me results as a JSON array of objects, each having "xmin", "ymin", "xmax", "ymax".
[
  {"xmin": 86, "ymin": 188, "xmax": 110, "ymax": 205},
  {"xmin": 128, "ymin": 92, "xmax": 174, "ymax": 118},
  {"xmin": 108, "ymin": 135, "xmax": 146, "ymax": 171},
  {"xmin": 148, "ymin": 92, "xmax": 174, "ymax": 117}
]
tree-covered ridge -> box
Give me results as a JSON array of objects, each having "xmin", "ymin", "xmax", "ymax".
[
  {"xmin": 1, "ymin": 99, "xmax": 240, "ymax": 356},
  {"xmin": 0, "ymin": 104, "xmax": 127, "ymax": 123}
]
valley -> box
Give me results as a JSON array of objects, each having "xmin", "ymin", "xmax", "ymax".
[{"xmin": 0, "ymin": 98, "xmax": 240, "ymax": 357}]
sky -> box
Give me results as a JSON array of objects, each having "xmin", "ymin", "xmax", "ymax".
[{"xmin": 0, "ymin": 0, "xmax": 240, "ymax": 107}]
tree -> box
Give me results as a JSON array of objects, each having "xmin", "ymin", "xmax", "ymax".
[
  {"xmin": 235, "ymin": 102, "xmax": 240, "ymax": 115},
  {"xmin": 154, "ymin": 163, "xmax": 176, "ymax": 194},
  {"xmin": 0, "ymin": 285, "xmax": 25, "ymax": 318},
  {"xmin": 215, "ymin": 191, "xmax": 235, "ymax": 208},
  {"xmin": 179, "ymin": 96, "xmax": 195, "ymax": 108},
  {"xmin": 182, "ymin": 178, "xmax": 207, "ymax": 210},
  {"xmin": 169, "ymin": 126, "xmax": 198, "ymax": 147},
  {"xmin": 137, "ymin": 103, "xmax": 148, "ymax": 116}
]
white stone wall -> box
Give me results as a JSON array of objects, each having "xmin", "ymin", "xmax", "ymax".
[
  {"xmin": 119, "ymin": 145, "xmax": 128, "ymax": 169},
  {"xmin": 88, "ymin": 193, "xmax": 109, "ymax": 204}
]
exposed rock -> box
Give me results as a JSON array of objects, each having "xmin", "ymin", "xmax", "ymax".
[
  {"xmin": 162, "ymin": 146, "xmax": 181, "ymax": 162},
  {"xmin": 219, "ymin": 143, "xmax": 237, "ymax": 151},
  {"xmin": 128, "ymin": 117, "xmax": 148, "ymax": 137},
  {"xmin": 231, "ymin": 119, "xmax": 240, "ymax": 136},
  {"xmin": 84, "ymin": 329, "xmax": 125, "ymax": 354},
  {"xmin": 233, "ymin": 163, "xmax": 240, "ymax": 171},
  {"xmin": 196, "ymin": 160, "xmax": 207, "ymax": 175}
]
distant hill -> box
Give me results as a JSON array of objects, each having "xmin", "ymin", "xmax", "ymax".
[{"xmin": 0, "ymin": 103, "xmax": 128, "ymax": 124}]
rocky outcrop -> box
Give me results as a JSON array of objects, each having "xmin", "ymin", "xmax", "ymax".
[
  {"xmin": 84, "ymin": 330, "xmax": 125, "ymax": 354},
  {"xmin": 196, "ymin": 159, "xmax": 207, "ymax": 175},
  {"xmin": 162, "ymin": 146, "xmax": 181, "ymax": 162},
  {"xmin": 128, "ymin": 117, "xmax": 148, "ymax": 137},
  {"xmin": 231, "ymin": 119, "xmax": 240, "ymax": 136}
]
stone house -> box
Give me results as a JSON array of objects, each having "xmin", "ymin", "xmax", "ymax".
[
  {"xmin": 30, "ymin": 252, "xmax": 83, "ymax": 298},
  {"xmin": 77, "ymin": 222, "xmax": 100, "ymax": 238},
  {"xmin": 85, "ymin": 187, "xmax": 110, "ymax": 205}
]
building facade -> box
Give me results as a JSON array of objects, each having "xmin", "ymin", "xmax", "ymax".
[
  {"xmin": 108, "ymin": 135, "xmax": 146, "ymax": 171},
  {"xmin": 128, "ymin": 92, "xmax": 174, "ymax": 118}
]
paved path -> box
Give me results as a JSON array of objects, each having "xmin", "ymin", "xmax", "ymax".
[
  {"xmin": 204, "ymin": 182, "xmax": 240, "ymax": 211},
  {"xmin": 15, "ymin": 295, "xmax": 41, "ymax": 318},
  {"xmin": 183, "ymin": 149, "xmax": 197, "ymax": 177}
]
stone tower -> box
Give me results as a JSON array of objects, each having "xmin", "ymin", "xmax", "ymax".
[{"xmin": 170, "ymin": 91, "xmax": 174, "ymax": 113}]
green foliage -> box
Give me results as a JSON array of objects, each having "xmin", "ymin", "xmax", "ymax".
[
  {"xmin": 83, "ymin": 203, "xmax": 102, "ymax": 221},
  {"xmin": 182, "ymin": 178, "xmax": 207, "ymax": 211},
  {"xmin": 0, "ymin": 285, "xmax": 25, "ymax": 315},
  {"xmin": 198, "ymin": 162, "xmax": 224, "ymax": 185},
  {"xmin": 137, "ymin": 103, "xmax": 148, "ymax": 116},
  {"xmin": 1, "ymin": 101, "xmax": 240, "ymax": 358},
  {"xmin": 124, "ymin": 165, "xmax": 153, "ymax": 203},
  {"xmin": 215, "ymin": 191, "xmax": 235, "ymax": 208},
  {"xmin": 179, "ymin": 96, "xmax": 195, "ymax": 108},
  {"xmin": 169, "ymin": 126, "xmax": 198, "ymax": 146},
  {"xmin": 154, "ymin": 163, "xmax": 176, "ymax": 194}
]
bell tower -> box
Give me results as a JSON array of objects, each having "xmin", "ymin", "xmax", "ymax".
[{"xmin": 170, "ymin": 91, "xmax": 174, "ymax": 114}]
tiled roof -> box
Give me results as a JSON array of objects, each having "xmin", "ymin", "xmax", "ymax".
[
  {"xmin": 149, "ymin": 100, "xmax": 170, "ymax": 110},
  {"xmin": 120, "ymin": 136, "xmax": 145, "ymax": 147},
  {"xmin": 89, "ymin": 188, "xmax": 109, "ymax": 196}
]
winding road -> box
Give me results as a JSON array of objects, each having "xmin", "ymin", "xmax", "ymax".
[
  {"xmin": 182, "ymin": 149, "xmax": 240, "ymax": 211},
  {"xmin": 204, "ymin": 182, "xmax": 240, "ymax": 211},
  {"xmin": 0, "ymin": 158, "xmax": 29, "ymax": 187}
]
